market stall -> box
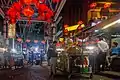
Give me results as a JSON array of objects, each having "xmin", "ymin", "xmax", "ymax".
[{"xmin": 56, "ymin": 38, "xmax": 93, "ymax": 79}]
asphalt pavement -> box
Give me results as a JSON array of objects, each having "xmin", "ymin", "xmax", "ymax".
[{"xmin": 0, "ymin": 63, "xmax": 120, "ymax": 80}]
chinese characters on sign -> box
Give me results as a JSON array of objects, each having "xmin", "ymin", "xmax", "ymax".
[{"xmin": 8, "ymin": 24, "xmax": 16, "ymax": 38}]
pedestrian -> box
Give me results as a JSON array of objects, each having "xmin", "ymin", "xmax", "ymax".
[
  {"xmin": 88, "ymin": 44, "xmax": 99, "ymax": 73},
  {"xmin": 47, "ymin": 43, "xmax": 52, "ymax": 66},
  {"xmin": 107, "ymin": 42, "xmax": 120, "ymax": 66},
  {"xmin": 97, "ymin": 37, "xmax": 109, "ymax": 72},
  {"xmin": 49, "ymin": 41, "xmax": 57, "ymax": 76}
]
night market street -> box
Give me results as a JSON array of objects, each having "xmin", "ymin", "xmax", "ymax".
[{"xmin": 0, "ymin": 62, "xmax": 120, "ymax": 80}]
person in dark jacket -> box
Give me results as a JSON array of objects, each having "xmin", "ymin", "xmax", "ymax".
[{"xmin": 49, "ymin": 41, "xmax": 57, "ymax": 75}]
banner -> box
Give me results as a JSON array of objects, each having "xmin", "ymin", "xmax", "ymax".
[{"xmin": 8, "ymin": 24, "xmax": 16, "ymax": 38}]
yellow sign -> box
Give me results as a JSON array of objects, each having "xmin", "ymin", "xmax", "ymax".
[
  {"xmin": 65, "ymin": 24, "xmax": 85, "ymax": 31},
  {"xmin": 59, "ymin": 38, "xmax": 64, "ymax": 42},
  {"xmin": 65, "ymin": 25, "xmax": 79, "ymax": 31},
  {"xmin": 8, "ymin": 24, "xmax": 16, "ymax": 38}
]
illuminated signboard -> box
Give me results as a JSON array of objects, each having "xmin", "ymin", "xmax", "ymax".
[
  {"xmin": 8, "ymin": 24, "xmax": 16, "ymax": 38},
  {"xmin": 65, "ymin": 24, "xmax": 85, "ymax": 31}
]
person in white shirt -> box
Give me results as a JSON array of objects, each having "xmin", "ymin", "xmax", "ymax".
[{"xmin": 97, "ymin": 37, "xmax": 109, "ymax": 72}]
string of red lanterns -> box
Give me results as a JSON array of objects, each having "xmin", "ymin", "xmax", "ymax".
[
  {"xmin": 90, "ymin": 2, "xmax": 111, "ymax": 9},
  {"xmin": 7, "ymin": 0, "xmax": 54, "ymax": 24}
]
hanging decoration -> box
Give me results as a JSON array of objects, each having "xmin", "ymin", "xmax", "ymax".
[
  {"xmin": 64, "ymin": 24, "xmax": 68, "ymax": 28},
  {"xmin": 23, "ymin": 6, "xmax": 34, "ymax": 18},
  {"xmin": 104, "ymin": 2, "xmax": 111, "ymax": 8},
  {"xmin": 7, "ymin": 0, "xmax": 54, "ymax": 24},
  {"xmin": 24, "ymin": 0, "xmax": 32, "ymax": 5},
  {"xmin": 53, "ymin": 0, "xmax": 61, "ymax": 3},
  {"xmin": 90, "ymin": 2, "xmax": 97, "ymax": 8},
  {"xmin": 77, "ymin": 21, "xmax": 83, "ymax": 25}
]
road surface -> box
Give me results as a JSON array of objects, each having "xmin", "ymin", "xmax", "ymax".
[{"xmin": 0, "ymin": 64, "xmax": 120, "ymax": 80}]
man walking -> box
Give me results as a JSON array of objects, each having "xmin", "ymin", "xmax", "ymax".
[{"xmin": 48, "ymin": 41, "xmax": 57, "ymax": 76}]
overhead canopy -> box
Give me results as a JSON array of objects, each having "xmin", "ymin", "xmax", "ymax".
[{"xmin": 87, "ymin": 13, "xmax": 120, "ymax": 33}]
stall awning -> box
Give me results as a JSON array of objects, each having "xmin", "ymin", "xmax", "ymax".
[{"xmin": 87, "ymin": 13, "xmax": 120, "ymax": 33}]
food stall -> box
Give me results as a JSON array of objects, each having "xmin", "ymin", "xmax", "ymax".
[
  {"xmin": 86, "ymin": 13, "xmax": 120, "ymax": 71},
  {"xmin": 56, "ymin": 37, "xmax": 93, "ymax": 79}
]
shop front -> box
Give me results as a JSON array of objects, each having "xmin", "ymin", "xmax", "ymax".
[{"xmin": 86, "ymin": 13, "xmax": 120, "ymax": 71}]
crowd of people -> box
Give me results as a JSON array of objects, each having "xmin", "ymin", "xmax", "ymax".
[
  {"xmin": 0, "ymin": 38, "xmax": 119, "ymax": 74},
  {"xmin": 47, "ymin": 38, "xmax": 120, "ymax": 76}
]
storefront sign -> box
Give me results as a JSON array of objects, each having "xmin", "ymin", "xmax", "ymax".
[
  {"xmin": 65, "ymin": 25, "xmax": 79, "ymax": 31},
  {"xmin": 8, "ymin": 24, "xmax": 16, "ymax": 38}
]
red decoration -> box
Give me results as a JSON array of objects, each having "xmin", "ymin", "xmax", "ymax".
[
  {"xmin": 90, "ymin": 3, "xmax": 97, "ymax": 8},
  {"xmin": 64, "ymin": 24, "xmax": 68, "ymax": 28},
  {"xmin": 38, "ymin": 4, "xmax": 49, "ymax": 12},
  {"xmin": 23, "ymin": 6, "xmax": 34, "ymax": 18},
  {"xmin": 7, "ymin": 0, "xmax": 54, "ymax": 24},
  {"xmin": 12, "ymin": 2, "xmax": 22, "ymax": 12},
  {"xmin": 10, "ymin": 19, "xmax": 16, "ymax": 24},
  {"xmin": 32, "ymin": 0, "xmax": 39, "ymax": 4},
  {"xmin": 64, "ymin": 29, "xmax": 68, "ymax": 33},
  {"xmin": 104, "ymin": 3, "xmax": 111, "ymax": 8},
  {"xmin": 53, "ymin": 0, "xmax": 61, "ymax": 3},
  {"xmin": 24, "ymin": 0, "xmax": 32, "ymax": 5},
  {"xmin": 64, "ymin": 29, "xmax": 68, "ymax": 35},
  {"xmin": 7, "ymin": 8, "xmax": 17, "ymax": 19},
  {"xmin": 77, "ymin": 21, "xmax": 83, "ymax": 25},
  {"xmin": 77, "ymin": 26, "xmax": 82, "ymax": 30},
  {"xmin": 39, "ymin": 0, "xmax": 45, "ymax": 3}
]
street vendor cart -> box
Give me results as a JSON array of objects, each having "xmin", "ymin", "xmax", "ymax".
[{"xmin": 56, "ymin": 46, "xmax": 93, "ymax": 80}]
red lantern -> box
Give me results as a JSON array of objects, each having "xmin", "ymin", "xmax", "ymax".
[
  {"xmin": 53, "ymin": 0, "xmax": 61, "ymax": 3},
  {"xmin": 39, "ymin": 0, "xmax": 45, "ymax": 3},
  {"xmin": 17, "ymin": 38, "xmax": 22, "ymax": 42},
  {"xmin": 20, "ymin": 0, "xmax": 24, "ymax": 4},
  {"xmin": 45, "ymin": 13, "xmax": 52, "ymax": 20},
  {"xmin": 64, "ymin": 29, "xmax": 68, "ymax": 35},
  {"xmin": 64, "ymin": 24, "xmax": 68, "ymax": 28},
  {"xmin": 16, "ymin": 12, "xmax": 21, "ymax": 19},
  {"xmin": 23, "ymin": 6, "xmax": 34, "ymax": 18},
  {"xmin": 77, "ymin": 26, "xmax": 82, "ymax": 30},
  {"xmin": 12, "ymin": 2, "xmax": 22, "ymax": 12},
  {"xmin": 90, "ymin": 2, "xmax": 97, "ymax": 8},
  {"xmin": 38, "ymin": 4, "xmax": 49, "ymax": 12},
  {"xmin": 24, "ymin": 0, "xmax": 32, "ymax": 5},
  {"xmin": 104, "ymin": 3, "xmax": 111, "ymax": 8},
  {"xmin": 10, "ymin": 19, "xmax": 16, "ymax": 24},
  {"xmin": 46, "ymin": 19, "xmax": 51, "ymax": 23},
  {"xmin": 64, "ymin": 29, "xmax": 68, "ymax": 33},
  {"xmin": 7, "ymin": 8, "xmax": 17, "ymax": 19},
  {"xmin": 32, "ymin": 0, "xmax": 39, "ymax": 3},
  {"xmin": 78, "ymin": 21, "xmax": 83, "ymax": 25}
]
